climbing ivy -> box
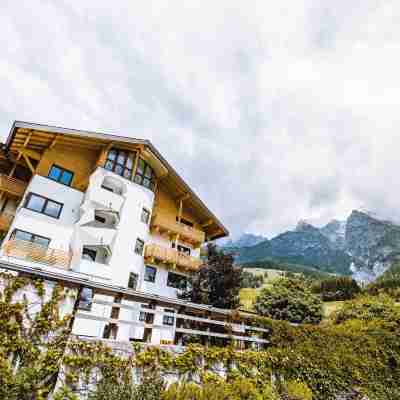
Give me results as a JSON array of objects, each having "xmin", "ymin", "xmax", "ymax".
[{"xmin": 1, "ymin": 273, "xmax": 400, "ymax": 400}]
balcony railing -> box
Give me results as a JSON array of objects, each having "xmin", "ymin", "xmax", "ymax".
[
  {"xmin": 0, "ymin": 212, "xmax": 15, "ymax": 232},
  {"xmin": 151, "ymin": 214, "xmax": 205, "ymax": 246},
  {"xmin": 144, "ymin": 243, "xmax": 202, "ymax": 272},
  {"xmin": 3, "ymin": 239, "xmax": 71, "ymax": 270},
  {"xmin": 0, "ymin": 174, "xmax": 28, "ymax": 197}
]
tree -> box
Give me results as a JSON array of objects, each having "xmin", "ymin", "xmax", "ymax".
[
  {"xmin": 181, "ymin": 243, "xmax": 242, "ymax": 309},
  {"xmin": 254, "ymin": 277, "xmax": 323, "ymax": 324},
  {"xmin": 311, "ymin": 276, "xmax": 361, "ymax": 301}
]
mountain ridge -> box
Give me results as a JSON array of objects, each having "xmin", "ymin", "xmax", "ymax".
[{"xmin": 223, "ymin": 210, "xmax": 400, "ymax": 282}]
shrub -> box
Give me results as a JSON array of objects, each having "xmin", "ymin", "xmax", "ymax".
[
  {"xmin": 254, "ymin": 277, "xmax": 323, "ymax": 324},
  {"xmin": 332, "ymin": 293, "xmax": 400, "ymax": 326},
  {"xmin": 285, "ymin": 380, "xmax": 312, "ymax": 400},
  {"xmin": 240, "ymin": 271, "xmax": 264, "ymax": 289},
  {"xmin": 162, "ymin": 378, "xmax": 279, "ymax": 400},
  {"xmin": 312, "ymin": 276, "xmax": 361, "ymax": 301}
]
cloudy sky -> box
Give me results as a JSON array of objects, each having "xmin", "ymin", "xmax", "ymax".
[{"xmin": 1, "ymin": 1, "xmax": 400, "ymax": 239}]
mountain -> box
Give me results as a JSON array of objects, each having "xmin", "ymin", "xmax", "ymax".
[
  {"xmin": 229, "ymin": 210, "xmax": 400, "ymax": 282},
  {"xmin": 320, "ymin": 219, "xmax": 346, "ymax": 250},
  {"xmin": 237, "ymin": 221, "xmax": 351, "ymax": 275},
  {"xmin": 346, "ymin": 210, "xmax": 400, "ymax": 282},
  {"xmin": 222, "ymin": 233, "xmax": 266, "ymax": 249}
]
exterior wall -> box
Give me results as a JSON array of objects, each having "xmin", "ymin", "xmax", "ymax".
[
  {"xmin": 35, "ymin": 144, "xmax": 100, "ymax": 191},
  {"xmin": 155, "ymin": 187, "xmax": 202, "ymax": 231},
  {"xmin": 0, "ymin": 146, "xmax": 208, "ymax": 345},
  {"xmin": 2, "ymin": 175, "xmax": 84, "ymax": 253}
]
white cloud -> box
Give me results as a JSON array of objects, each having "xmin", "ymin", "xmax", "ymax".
[{"xmin": 1, "ymin": 0, "xmax": 400, "ymax": 238}]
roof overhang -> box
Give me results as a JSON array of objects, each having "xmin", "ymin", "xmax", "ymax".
[{"xmin": 5, "ymin": 121, "xmax": 228, "ymax": 240}]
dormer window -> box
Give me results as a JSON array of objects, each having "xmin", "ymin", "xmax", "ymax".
[{"xmin": 104, "ymin": 149, "xmax": 135, "ymax": 180}]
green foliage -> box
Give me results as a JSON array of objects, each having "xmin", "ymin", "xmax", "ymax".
[
  {"xmin": 162, "ymin": 377, "xmax": 279, "ymax": 400},
  {"xmin": 0, "ymin": 272, "xmax": 72, "ymax": 400},
  {"xmin": 285, "ymin": 380, "xmax": 312, "ymax": 400},
  {"xmin": 2, "ymin": 273, "xmax": 400, "ymax": 400},
  {"xmin": 366, "ymin": 264, "xmax": 400, "ymax": 300},
  {"xmin": 240, "ymin": 271, "xmax": 264, "ymax": 289},
  {"xmin": 88, "ymin": 372, "xmax": 164, "ymax": 400},
  {"xmin": 332, "ymin": 293, "xmax": 400, "ymax": 326},
  {"xmin": 181, "ymin": 243, "xmax": 242, "ymax": 309},
  {"xmin": 312, "ymin": 276, "xmax": 361, "ymax": 301},
  {"xmin": 254, "ymin": 277, "xmax": 323, "ymax": 324}
]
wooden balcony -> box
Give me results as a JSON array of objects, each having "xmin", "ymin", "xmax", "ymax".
[
  {"xmin": 144, "ymin": 243, "xmax": 202, "ymax": 272},
  {"xmin": 0, "ymin": 212, "xmax": 15, "ymax": 232},
  {"xmin": 2, "ymin": 239, "xmax": 71, "ymax": 270},
  {"xmin": 0, "ymin": 174, "xmax": 28, "ymax": 197},
  {"xmin": 151, "ymin": 214, "xmax": 205, "ymax": 247}
]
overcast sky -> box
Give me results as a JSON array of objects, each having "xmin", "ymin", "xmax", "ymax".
[{"xmin": 1, "ymin": 1, "xmax": 400, "ymax": 239}]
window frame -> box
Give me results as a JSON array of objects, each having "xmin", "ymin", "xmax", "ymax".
[
  {"xmin": 128, "ymin": 272, "xmax": 139, "ymax": 290},
  {"xmin": 48, "ymin": 164, "xmax": 74, "ymax": 186},
  {"xmin": 104, "ymin": 148, "xmax": 136, "ymax": 180},
  {"xmin": 140, "ymin": 208, "xmax": 151, "ymax": 224},
  {"xmin": 134, "ymin": 238, "xmax": 145, "ymax": 255},
  {"xmin": 162, "ymin": 309, "xmax": 175, "ymax": 326},
  {"xmin": 144, "ymin": 265, "xmax": 157, "ymax": 283},
  {"xmin": 77, "ymin": 287, "xmax": 93, "ymax": 311},
  {"xmin": 134, "ymin": 158, "xmax": 156, "ymax": 191},
  {"xmin": 172, "ymin": 242, "xmax": 191, "ymax": 256},
  {"xmin": 24, "ymin": 193, "xmax": 63, "ymax": 219},
  {"xmin": 11, "ymin": 229, "xmax": 51, "ymax": 248},
  {"xmin": 82, "ymin": 247, "xmax": 97, "ymax": 262},
  {"xmin": 167, "ymin": 271, "xmax": 188, "ymax": 290}
]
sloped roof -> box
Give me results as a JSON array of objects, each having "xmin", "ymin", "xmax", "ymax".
[{"xmin": 5, "ymin": 121, "xmax": 228, "ymax": 240}]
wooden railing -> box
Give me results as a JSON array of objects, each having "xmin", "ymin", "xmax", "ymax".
[
  {"xmin": 144, "ymin": 243, "xmax": 202, "ymax": 272},
  {"xmin": 3, "ymin": 239, "xmax": 71, "ymax": 270},
  {"xmin": 151, "ymin": 214, "xmax": 205, "ymax": 246},
  {"xmin": 0, "ymin": 212, "xmax": 15, "ymax": 231},
  {"xmin": 0, "ymin": 174, "xmax": 28, "ymax": 197}
]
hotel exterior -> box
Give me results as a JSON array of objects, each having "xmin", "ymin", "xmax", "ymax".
[{"xmin": 0, "ymin": 121, "xmax": 268, "ymax": 347}]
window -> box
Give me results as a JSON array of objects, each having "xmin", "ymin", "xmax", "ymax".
[
  {"xmin": 176, "ymin": 217, "xmax": 194, "ymax": 227},
  {"xmin": 167, "ymin": 271, "xmax": 188, "ymax": 290},
  {"xmin": 128, "ymin": 272, "xmax": 138, "ymax": 290},
  {"xmin": 104, "ymin": 148, "xmax": 135, "ymax": 180},
  {"xmin": 95, "ymin": 215, "xmax": 106, "ymax": 224},
  {"xmin": 139, "ymin": 304, "xmax": 153, "ymax": 323},
  {"xmin": 134, "ymin": 158, "xmax": 156, "ymax": 191},
  {"xmin": 141, "ymin": 208, "xmax": 150, "ymax": 224},
  {"xmin": 25, "ymin": 193, "xmax": 63, "ymax": 219},
  {"xmin": 12, "ymin": 229, "xmax": 50, "ymax": 247},
  {"xmin": 77, "ymin": 287, "xmax": 93, "ymax": 311},
  {"xmin": 172, "ymin": 242, "xmax": 191, "ymax": 256},
  {"xmin": 48, "ymin": 165, "xmax": 74, "ymax": 186},
  {"xmin": 163, "ymin": 309, "xmax": 175, "ymax": 326},
  {"xmin": 134, "ymin": 238, "xmax": 145, "ymax": 255},
  {"xmin": 82, "ymin": 247, "xmax": 97, "ymax": 262},
  {"xmin": 144, "ymin": 266, "xmax": 156, "ymax": 283}
]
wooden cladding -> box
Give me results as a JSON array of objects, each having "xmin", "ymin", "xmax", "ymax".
[
  {"xmin": 151, "ymin": 214, "xmax": 205, "ymax": 246},
  {"xmin": 3, "ymin": 239, "xmax": 71, "ymax": 270},
  {"xmin": 0, "ymin": 212, "xmax": 15, "ymax": 231},
  {"xmin": 0, "ymin": 174, "xmax": 28, "ymax": 197},
  {"xmin": 144, "ymin": 243, "xmax": 202, "ymax": 272}
]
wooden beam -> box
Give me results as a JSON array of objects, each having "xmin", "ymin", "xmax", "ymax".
[
  {"xmin": 21, "ymin": 153, "xmax": 35, "ymax": 173},
  {"xmin": 176, "ymin": 193, "xmax": 190, "ymax": 202},
  {"xmin": 23, "ymin": 131, "xmax": 33, "ymax": 147},
  {"xmin": 49, "ymin": 134, "xmax": 59, "ymax": 149},
  {"xmin": 19, "ymin": 148, "xmax": 42, "ymax": 161},
  {"xmin": 202, "ymin": 219, "xmax": 214, "ymax": 228}
]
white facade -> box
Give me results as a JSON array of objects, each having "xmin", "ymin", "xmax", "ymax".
[{"xmin": 0, "ymin": 166, "xmax": 199, "ymax": 344}]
